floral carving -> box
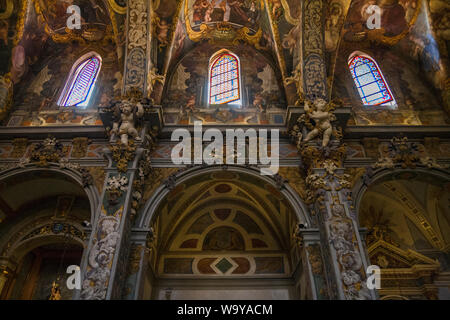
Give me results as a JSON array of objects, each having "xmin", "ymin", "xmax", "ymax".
[
  {"xmin": 106, "ymin": 174, "xmax": 129, "ymax": 205},
  {"xmin": 128, "ymin": 0, "xmax": 147, "ymax": 50},
  {"xmin": 81, "ymin": 215, "xmax": 121, "ymax": 300}
]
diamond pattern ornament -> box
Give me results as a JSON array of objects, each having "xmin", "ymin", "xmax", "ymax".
[{"xmin": 215, "ymin": 258, "xmax": 233, "ymax": 274}]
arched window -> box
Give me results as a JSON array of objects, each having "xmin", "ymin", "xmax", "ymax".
[
  {"xmin": 58, "ymin": 53, "xmax": 102, "ymax": 107},
  {"xmin": 208, "ymin": 51, "xmax": 241, "ymax": 105},
  {"xmin": 348, "ymin": 54, "xmax": 395, "ymax": 107}
]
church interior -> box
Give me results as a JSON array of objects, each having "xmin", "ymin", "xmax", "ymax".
[{"xmin": 0, "ymin": 0, "xmax": 449, "ymax": 300}]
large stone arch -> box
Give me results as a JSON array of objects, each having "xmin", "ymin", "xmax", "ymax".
[
  {"xmin": 131, "ymin": 165, "xmax": 312, "ymax": 300},
  {"xmin": 0, "ymin": 164, "xmax": 100, "ymax": 299},
  {"xmin": 0, "ymin": 164, "xmax": 100, "ymax": 225},
  {"xmin": 352, "ymin": 167, "xmax": 450, "ymax": 225}
]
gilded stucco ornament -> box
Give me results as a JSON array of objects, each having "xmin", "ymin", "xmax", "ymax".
[
  {"xmin": 284, "ymin": 65, "xmax": 305, "ymax": 106},
  {"xmin": 373, "ymin": 136, "xmax": 446, "ymax": 170},
  {"xmin": 131, "ymin": 145, "xmax": 156, "ymax": 219},
  {"xmin": 110, "ymin": 140, "xmax": 137, "ymax": 172},
  {"xmin": 105, "ymin": 174, "xmax": 129, "ymax": 205},
  {"xmin": 128, "ymin": 0, "xmax": 148, "ymax": 50},
  {"xmin": 184, "ymin": 0, "xmax": 263, "ymax": 46},
  {"xmin": 30, "ymin": 137, "xmax": 64, "ymax": 167}
]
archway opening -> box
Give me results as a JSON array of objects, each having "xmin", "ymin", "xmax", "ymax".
[
  {"xmin": 0, "ymin": 170, "xmax": 93, "ymax": 300},
  {"xmin": 358, "ymin": 171, "xmax": 450, "ymax": 300},
  {"xmin": 141, "ymin": 169, "xmax": 308, "ymax": 300}
]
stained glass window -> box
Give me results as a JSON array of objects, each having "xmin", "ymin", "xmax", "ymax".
[
  {"xmin": 59, "ymin": 55, "xmax": 101, "ymax": 107},
  {"xmin": 209, "ymin": 53, "xmax": 241, "ymax": 105},
  {"xmin": 348, "ymin": 55, "xmax": 395, "ymax": 106}
]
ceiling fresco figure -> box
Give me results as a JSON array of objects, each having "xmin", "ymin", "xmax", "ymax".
[{"xmin": 344, "ymin": 0, "xmax": 420, "ymax": 44}]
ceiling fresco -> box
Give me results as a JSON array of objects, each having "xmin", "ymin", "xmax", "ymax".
[{"xmin": 0, "ymin": 0, "xmax": 448, "ymax": 127}]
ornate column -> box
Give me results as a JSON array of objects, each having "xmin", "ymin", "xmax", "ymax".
[
  {"xmin": 302, "ymin": 0, "xmax": 328, "ymax": 100},
  {"xmin": 291, "ymin": 98, "xmax": 377, "ymax": 300},
  {"xmin": 77, "ymin": 93, "xmax": 155, "ymax": 299},
  {"xmin": 123, "ymin": 0, "xmax": 152, "ymax": 95},
  {"xmin": 302, "ymin": 147, "xmax": 375, "ymax": 300}
]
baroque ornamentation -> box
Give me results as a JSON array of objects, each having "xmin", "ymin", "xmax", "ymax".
[
  {"xmin": 284, "ymin": 64, "xmax": 305, "ymax": 106},
  {"xmin": 146, "ymin": 67, "xmax": 165, "ymax": 100},
  {"xmin": 131, "ymin": 148, "xmax": 154, "ymax": 219},
  {"xmin": 300, "ymin": 143, "xmax": 347, "ymax": 173},
  {"xmin": 303, "ymin": 0, "xmax": 324, "ymax": 57},
  {"xmin": 124, "ymin": 48, "xmax": 146, "ymax": 91},
  {"xmin": 303, "ymin": 0, "xmax": 327, "ymax": 99},
  {"xmin": 304, "ymin": 54, "xmax": 327, "ymax": 99},
  {"xmin": 105, "ymin": 174, "xmax": 129, "ymax": 205},
  {"xmin": 373, "ymin": 136, "xmax": 445, "ymax": 170},
  {"xmin": 306, "ymin": 245, "xmax": 323, "ymax": 275},
  {"xmin": 128, "ymin": 0, "xmax": 148, "ymax": 50},
  {"xmin": 30, "ymin": 137, "xmax": 64, "ymax": 167},
  {"xmin": 110, "ymin": 140, "xmax": 137, "ymax": 173},
  {"xmin": 328, "ymin": 201, "xmax": 371, "ymax": 300}
]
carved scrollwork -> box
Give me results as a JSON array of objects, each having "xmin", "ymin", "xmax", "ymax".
[
  {"xmin": 30, "ymin": 137, "xmax": 64, "ymax": 167},
  {"xmin": 124, "ymin": 48, "xmax": 146, "ymax": 92},
  {"xmin": 128, "ymin": 0, "xmax": 148, "ymax": 50},
  {"xmin": 81, "ymin": 214, "xmax": 121, "ymax": 300}
]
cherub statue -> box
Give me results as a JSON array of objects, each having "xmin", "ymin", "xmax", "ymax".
[
  {"xmin": 302, "ymin": 98, "xmax": 336, "ymax": 147},
  {"xmin": 111, "ymin": 100, "xmax": 144, "ymax": 145}
]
